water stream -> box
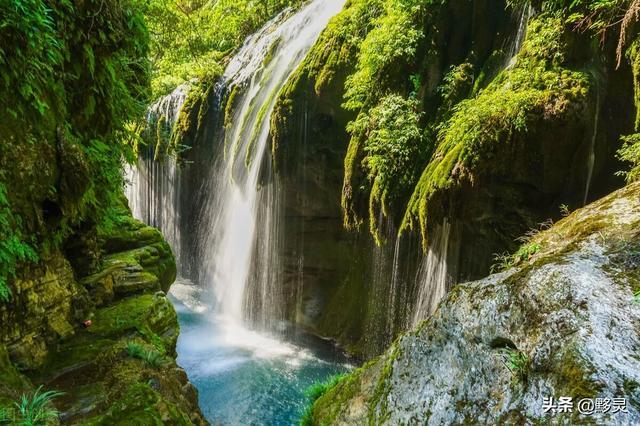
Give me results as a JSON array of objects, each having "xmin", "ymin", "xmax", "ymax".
[
  {"xmin": 197, "ymin": 0, "xmax": 346, "ymax": 328},
  {"xmin": 506, "ymin": 4, "xmax": 533, "ymax": 69},
  {"xmin": 126, "ymin": 0, "xmax": 350, "ymax": 423},
  {"xmin": 412, "ymin": 219, "xmax": 452, "ymax": 326},
  {"xmin": 584, "ymin": 91, "xmax": 600, "ymax": 205},
  {"xmin": 169, "ymin": 279, "xmax": 351, "ymax": 425}
]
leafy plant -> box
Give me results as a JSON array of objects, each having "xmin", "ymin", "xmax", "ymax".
[
  {"xmin": 300, "ymin": 374, "xmax": 346, "ymax": 425},
  {"xmin": 500, "ymin": 348, "xmax": 529, "ymax": 382},
  {"xmin": 143, "ymin": 0, "xmax": 302, "ymax": 96},
  {"xmin": 0, "ymin": 406, "xmax": 9, "ymax": 423},
  {"xmin": 618, "ymin": 133, "xmax": 640, "ymax": 182},
  {"xmin": 13, "ymin": 386, "xmax": 63, "ymax": 426},
  {"xmin": 125, "ymin": 342, "xmax": 167, "ymax": 368}
]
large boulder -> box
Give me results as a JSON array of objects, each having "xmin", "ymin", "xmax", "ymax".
[{"xmin": 311, "ymin": 182, "xmax": 640, "ymax": 425}]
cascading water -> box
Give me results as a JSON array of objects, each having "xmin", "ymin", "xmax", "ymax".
[
  {"xmin": 126, "ymin": 3, "xmax": 352, "ymax": 424},
  {"xmin": 506, "ymin": 4, "xmax": 534, "ymax": 68},
  {"xmin": 584, "ymin": 92, "xmax": 600, "ymax": 205},
  {"xmin": 197, "ymin": 0, "xmax": 346, "ymax": 328},
  {"xmin": 412, "ymin": 219, "xmax": 452, "ymax": 326},
  {"xmin": 125, "ymin": 84, "xmax": 190, "ymax": 268}
]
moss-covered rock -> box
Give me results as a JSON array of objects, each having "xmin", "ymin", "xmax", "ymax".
[
  {"xmin": 309, "ymin": 182, "xmax": 640, "ymax": 424},
  {"xmin": 257, "ymin": 0, "xmax": 638, "ymax": 359},
  {"xmin": 0, "ymin": 207, "xmax": 204, "ymax": 424}
]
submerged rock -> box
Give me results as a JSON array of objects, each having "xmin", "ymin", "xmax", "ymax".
[{"xmin": 311, "ymin": 183, "xmax": 640, "ymax": 424}]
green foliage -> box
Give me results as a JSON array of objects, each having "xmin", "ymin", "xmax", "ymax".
[
  {"xmin": 500, "ymin": 348, "xmax": 529, "ymax": 381},
  {"xmin": 143, "ymin": 0, "xmax": 302, "ymax": 96},
  {"xmin": 308, "ymin": 0, "xmax": 384, "ymax": 95},
  {"xmin": 343, "ymin": 95, "xmax": 425, "ymax": 241},
  {"xmin": 342, "ymin": 0, "xmax": 439, "ymax": 111},
  {"xmin": 335, "ymin": 0, "xmax": 450, "ymax": 240},
  {"xmin": 617, "ymin": 133, "xmax": 640, "ymax": 182},
  {"xmin": 300, "ymin": 374, "xmax": 346, "ymax": 426},
  {"xmin": 0, "ymin": 0, "xmax": 62, "ymax": 118},
  {"xmin": 0, "ymin": 0, "xmax": 151, "ymax": 299},
  {"xmin": 305, "ymin": 374, "xmax": 346, "ymax": 401},
  {"xmin": 125, "ymin": 341, "xmax": 167, "ymax": 368},
  {"xmin": 436, "ymin": 63, "xmax": 475, "ymax": 119},
  {"xmin": 401, "ymin": 15, "xmax": 590, "ymax": 246},
  {"xmin": 8, "ymin": 385, "xmax": 64, "ymax": 426},
  {"xmin": 491, "ymin": 242, "xmax": 541, "ymax": 273}
]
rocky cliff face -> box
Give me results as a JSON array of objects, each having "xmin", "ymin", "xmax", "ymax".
[
  {"xmin": 0, "ymin": 207, "xmax": 206, "ymax": 425},
  {"xmin": 147, "ymin": 0, "xmax": 637, "ymax": 360},
  {"xmin": 265, "ymin": 0, "xmax": 634, "ymax": 358},
  {"xmin": 0, "ymin": 1, "xmax": 208, "ymax": 422},
  {"xmin": 309, "ymin": 182, "xmax": 640, "ymax": 424}
]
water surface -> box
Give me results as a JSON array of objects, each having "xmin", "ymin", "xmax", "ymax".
[{"xmin": 169, "ymin": 281, "xmax": 352, "ymax": 425}]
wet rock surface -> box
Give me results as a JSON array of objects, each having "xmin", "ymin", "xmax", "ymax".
[{"xmin": 311, "ymin": 183, "xmax": 640, "ymax": 425}]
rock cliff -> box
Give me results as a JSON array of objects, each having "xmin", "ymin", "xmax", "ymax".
[{"xmin": 0, "ymin": 208, "xmax": 207, "ymax": 424}]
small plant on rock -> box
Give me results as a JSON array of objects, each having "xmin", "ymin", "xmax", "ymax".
[
  {"xmin": 125, "ymin": 341, "xmax": 166, "ymax": 369},
  {"xmin": 300, "ymin": 374, "xmax": 346, "ymax": 425},
  {"xmin": 500, "ymin": 348, "xmax": 529, "ymax": 382},
  {"xmin": 13, "ymin": 385, "xmax": 63, "ymax": 426}
]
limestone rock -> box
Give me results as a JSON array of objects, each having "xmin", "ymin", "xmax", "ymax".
[{"xmin": 312, "ymin": 183, "xmax": 640, "ymax": 425}]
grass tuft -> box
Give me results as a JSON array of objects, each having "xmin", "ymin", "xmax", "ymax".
[
  {"xmin": 4, "ymin": 385, "xmax": 65, "ymax": 426},
  {"xmin": 125, "ymin": 341, "xmax": 167, "ymax": 369}
]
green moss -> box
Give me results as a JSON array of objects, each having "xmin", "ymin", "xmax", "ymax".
[
  {"xmin": 401, "ymin": 15, "xmax": 591, "ymax": 248},
  {"xmin": 342, "ymin": 95, "xmax": 425, "ymax": 243},
  {"xmin": 224, "ymin": 84, "xmax": 242, "ymax": 128},
  {"xmin": 83, "ymin": 382, "xmax": 194, "ymax": 426},
  {"xmin": 0, "ymin": 345, "xmax": 31, "ymax": 403},
  {"xmin": 369, "ymin": 342, "xmax": 401, "ymax": 423},
  {"xmin": 300, "ymin": 374, "xmax": 347, "ymax": 425},
  {"xmin": 556, "ymin": 349, "xmax": 601, "ymax": 402},
  {"xmin": 88, "ymin": 294, "xmax": 177, "ymax": 354},
  {"xmin": 39, "ymin": 336, "xmax": 115, "ymax": 379},
  {"xmin": 310, "ymin": 361, "xmax": 373, "ymax": 425}
]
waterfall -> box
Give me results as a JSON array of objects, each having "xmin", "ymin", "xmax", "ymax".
[
  {"xmin": 412, "ymin": 219, "xmax": 452, "ymax": 326},
  {"xmin": 197, "ymin": 0, "xmax": 345, "ymax": 327},
  {"xmin": 583, "ymin": 92, "xmax": 600, "ymax": 205},
  {"xmin": 506, "ymin": 4, "xmax": 533, "ymax": 68},
  {"xmin": 125, "ymin": 84, "xmax": 190, "ymax": 269}
]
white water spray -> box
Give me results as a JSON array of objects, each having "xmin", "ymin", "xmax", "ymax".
[
  {"xmin": 412, "ymin": 219, "xmax": 452, "ymax": 326},
  {"xmin": 125, "ymin": 84, "xmax": 190, "ymax": 265},
  {"xmin": 198, "ymin": 0, "xmax": 346, "ymax": 326},
  {"xmin": 506, "ymin": 5, "xmax": 534, "ymax": 69},
  {"xmin": 584, "ymin": 92, "xmax": 600, "ymax": 205}
]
